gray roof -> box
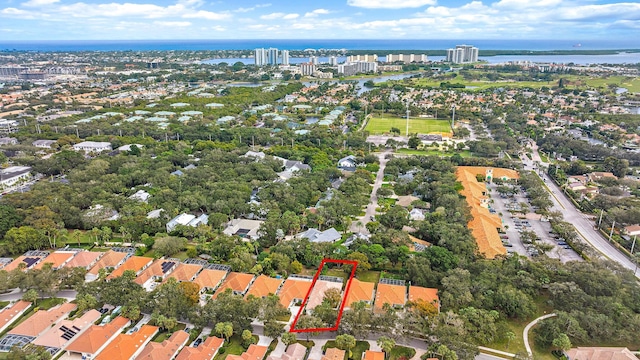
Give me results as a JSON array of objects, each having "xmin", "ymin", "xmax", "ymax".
[{"xmin": 296, "ymin": 227, "xmax": 341, "ymax": 243}]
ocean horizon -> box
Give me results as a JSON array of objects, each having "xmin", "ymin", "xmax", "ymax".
[{"xmin": 1, "ymin": 39, "xmax": 640, "ymax": 52}]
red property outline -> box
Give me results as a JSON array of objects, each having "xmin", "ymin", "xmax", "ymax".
[{"xmin": 289, "ymin": 258, "xmax": 358, "ymax": 333}]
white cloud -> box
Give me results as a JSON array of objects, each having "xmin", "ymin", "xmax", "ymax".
[
  {"xmin": 260, "ymin": 12, "xmax": 298, "ymax": 20},
  {"xmin": 153, "ymin": 20, "xmax": 191, "ymax": 27},
  {"xmin": 235, "ymin": 3, "xmax": 271, "ymax": 12},
  {"xmin": 183, "ymin": 10, "xmax": 230, "ymax": 20},
  {"xmin": 304, "ymin": 8, "xmax": 330, "ymax": 17},
  {"xmin": 347, "ymin": 0, "xmax": 436, "ymax": 9},
  {"xmin": 21, "ymin": 0, "xmax": 59, "ymax": 7}
]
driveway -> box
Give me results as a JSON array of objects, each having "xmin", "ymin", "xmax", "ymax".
[{"xmin": 350, "ymin": 150, "xmax": 392, "ymax": 234}]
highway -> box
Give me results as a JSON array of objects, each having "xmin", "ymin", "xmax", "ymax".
[{"xmin": 523, "ymin": 144, "xmax": 639, "ymax": 278}]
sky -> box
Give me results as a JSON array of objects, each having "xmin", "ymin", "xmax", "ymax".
[{"xmin": 0, "ymin": 0, "xmax": 638, "ymax": 40}]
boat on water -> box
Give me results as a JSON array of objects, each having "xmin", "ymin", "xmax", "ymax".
[{"xmin": 573, "ymin": 43, "xmax": 582, "ymax": 48}]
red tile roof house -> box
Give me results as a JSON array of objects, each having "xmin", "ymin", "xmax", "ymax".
[
  {"xmin": 134, "ymin": 259, "xmax": 178, "ymax": 290},
  {"xmin": 276, "ymin": 276, "xmax": 313, "ymax": 308},
  {"xmin": 63, "ymin": 251, "xmax": 104, "ymax": 270},
  {"xmin": 0, "ymin": 303, "xmax": 77, "ymax": 352},
  {"xmin": 33, "ymin": 251, "xmax": 77, "ymax": 270},
  {"xmin": 266, "ymin": 342, "xmax": 307, "ymax": 360},
  {"xmin": 31, "ymin": 309, "xmax": 102, "ymax": 357},
  {"xmin": 93, "ymin": 324, "xmax": 159, "ymax": 360},
  {"xmin": 65, "ymin": 316, "xmax": 131, "ymax": 359},
  {"xmin": 212, "ymin": 272, "xmax": 255, "ymax": 299},
  {"xmin": 106, "ymin": 256, "xmax": 153, "ymax": 280},
  {"xmin": 175, "ymin": 336, "xmax": 224, "ymax": 360},
  {"xmin": 305, "ymin": 279, "xmax": 343, "ymax": 310},
  {"xmin": 0, "ymin": 301, "xmax": 32, "ymax": 334},
  {"xmin": 226, "ymin": 344, "xmax": 268, "ymax": 360},
  {"xmin": 136, "ymin": 330, "xmax": 189, "ymax": 359},
  {"xmin": 86, "ymin": 250, "xmax": 129, "ymax": 282}
]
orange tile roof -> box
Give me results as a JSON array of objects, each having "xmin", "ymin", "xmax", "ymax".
[
  {"xmin": 32, "ymin": 309, "xmax": 101, "ymax": 349},
  {"xmin": 3, "ymin": 255, "xmax": 45, "ymax": 272},
  {"xmin": 374, "ymin": 283, "xmax": 406, "ymax": 310},
  {"xmin": 107, "ymin": 256, "xmax": 153, "ymax": 280},
  {"xmin": 456, "ymin": 166, "xmax": 518, "ymax": 259},
  {"xmin": 64, "ymin": 251, "xmax": 103, "ymax": 269},
  {"xmin": 306, "ymin": 280, "xmax": 343, "ymax": 309},
  {"xmin": 408, "ymin": 286, "xmax": 440, "ymax": 310},
  {"xmin": 65, "ymin": 316, "xmax": 131, "ymax": 355},
  {"xmin": 226, "ymin": 344, "xmax": 268, "ymax": 360},
  {"xmin": 88, "ymin": 250, "xmax": 128, "ymax": 276},
  {"xmin": 245, "ymin": 275, "xmax": 283, "ymax": 299},
  {"xmin": 175, "ymin": 336, "xmax": 224, "ymax": 360},
  {"xmin": 136, "ymin": 330, "xmax": 189, "ymax": 360},
  {"xmin": 135, "ymin": 259, "xmax": 177, "ymax": 285},
  {"xmin": 0, "ymin": 301, "xmax": 31, "ymax": 332},
  {"xmin": 94, "ymin": 324, "xmax": 158, "ymax": 360},
  {"xmin": 363, "ymin": 350, "xmax": 385, "ymax": 360},
  {"xmin": 277, "ymin": 278, "xmax": 312, "ymax": 308},
  {"xmin": 212, "ymin": 272, "xmax": 255, "ymax": 299},
  {"xmin": 165, "ymin": 263, "xmax": 203, "ymax": 283},
  {"xmin": 9, "ymin": 303, "xmax": 77, "ymax": 337},
  {"xmin": 322, "ymin": 348, "xmax": 346, "ymax": 360},
  {"xmin": 345, "ymin": 279, "xmax": 375, "ymax": 308},
  {"xmin": 33, "ymin": 251, "xmax": 76, "ymax": 269},
  {"xmin": 193, "ymin": 269, "xmax": 228, "ymax": 291}
]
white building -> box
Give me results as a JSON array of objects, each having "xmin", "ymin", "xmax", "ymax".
[
  {"xmin": 32, "ymin": 140, "xmax": 56, "ymax": 149},
  {"xmin": 300, "ymin": 62, "xmax": 316, "ymax": 76},
  {"xmin": 223, "ymin": 219, "xmax": 263, "ymax": 240},
  {"xmin": 281, "ymin": 50, "xmax": 290, "ymax": 65},
  {"xmin": 255, "ymin": 48, "xmax": 267, "ymax": 66},
  {"xmin": 446, "ymin": 45, "xmax": 479, "ymax": 64},
  {"xmin": 347, "ymin": 54, "xmax": 378, "ymax": 62},
  {"xmin": 329, "ymin": 56, "xmax": 338, "ymax": 66},
  {"xmin": 0, "ymin": 137, "xmax": 17, "ymax": 146},
  {"xmin": 386, "ymin": 54, "xmax": 428, "ymax": 63},
  {"xmin": 166, "ymin": 213, "xmax": 209, "ymax": 232},
  {"xmin": 72, "ymin": 141, "xmax": 112, "ymax": 153},
  {"xmin": 309, "ymin": 56, "xmax": 319, "ymax": 65},
  {"xmin": 337, "ymin": 61, "xmax": 378, "ymax": 76},
  {"xmin": 0, "ymin": 166, "xmax": 32, "ymax": 192}
]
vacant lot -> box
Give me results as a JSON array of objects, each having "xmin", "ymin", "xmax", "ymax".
[{"xmin": 365, "ymin": 116, "xmax": 452, "ymax": 136}]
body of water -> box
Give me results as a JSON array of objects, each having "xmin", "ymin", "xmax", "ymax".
[{"xmin": 1, "ymin": 39, "xmax": 640, "ymax": 52}]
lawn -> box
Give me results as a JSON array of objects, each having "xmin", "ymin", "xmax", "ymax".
[
  {"xmin": 365, "ymin": 116, "xmax": 452, "ymax": 136},
  {"xmin": 389, "ymin": 345, "xmax": 416, "ymax": 360},
  {"xmin": 0, "ymin": 301, "xmax": 9, "ymax": 309},
  {"xmin": 214, "ymin": 335, "xmax": 246, "ymax": 360},
  {"xmin": 356, "ymin": 270, "xmax": 380, "ymax": 283}
]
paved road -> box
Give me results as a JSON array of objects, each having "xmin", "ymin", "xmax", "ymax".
[
  {"xmin": 523, "ymin": 313, "xmax": 557, "ymax": 357},
  {"xmin": 350, "ymin": 150, "xmax": 392, "ymax": 234},
  {"xmin": 0, "ymin": 289, "xmax": 77, "ymax": 302},
  {"xmin": 523, "ymin": 144, "xmax": 639, "ymax": 278}
]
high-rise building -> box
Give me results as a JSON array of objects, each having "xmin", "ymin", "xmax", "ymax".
[
  {"xmin": 337, "ymin": 61, "xmax": 378, "ymax": 76},
  {"xmin": 281, "ymin": 50, "xmax": 290, "ymax": 65},
  {"xmin": 446, "ymin": 45, "xmax": 479, "ymax": 64},
  {"xmin": 267, "ymin": 48, "xmax": 279, "ymax": 65},
  {"xmin": 329, "ymin": 56, "xmax": 338, "ymax": 66},
  {"xmin": 255, "ymin": 48, "xmax": 267, "ymax": 66},
  {"xmin": 386, "ymin": 54, "xmax": 428, "ymax": 64},
  {"xmin": 309, "ymin": 56, "xmax": 319, "ymax": 65},
  {"xmin": 300, "ymin": 62, "xmax": 316, "ymax": 76},
  {"xmin": 347, "ymin": 54, "xmax": 378, "ymax": 63}
]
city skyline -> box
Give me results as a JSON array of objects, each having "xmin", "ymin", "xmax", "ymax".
[{"xmin": 0, "ymin": 0, "xmax": 638, "ymax": 41}]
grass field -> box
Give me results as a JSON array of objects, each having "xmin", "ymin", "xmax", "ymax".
[{"xmin": 365, "ymin": 116, "xmax": 452, "ymax": 136}]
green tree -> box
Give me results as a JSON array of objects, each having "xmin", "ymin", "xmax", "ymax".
[
  {"xmin": 215, "ymin": 322, "xmax": 226, "ymax": 340},
  {"xmin": 408, "ymin": 136, "xmax": 421, "ymax": 149},
  {"xmin": 505, "ymin": 331, "xmax": 516, "ymax": 350},
  {"xmin": 377, "ymin": 336, "xmax": 396, "ymax": 357},
  {"xmin": 242, "ymin": 329, "xmax": 254, "ymax": 346},
  {"xmin": 263, "ymin": 320, "xmax": 285, "ymax": 340},
  {"xmin": 281, "ymin": 332, "xmax": 297, "ymax": 346},
  {"xmin": 22, "ymin": 289, "xmax": 39, "ymax": 306},
  {"xmin": 3, "ymin": 226, "xmax": 47, "ymax": 255},
  {"xmin": 76, "ymin": 294, "xmax": 98, "ymax": 313},
  {"xmin": 153, "ymin": 236, "xmax": 187, "ymax": 257},
  {"xmin": 7, "ymin": 345, "xmax": 52, "ymax": 360},
  {"xmin": 552, "ymin": 333, "xmax": 572, "ymax": 352},
  {"xmin": 0, "ymin": 204, "xmax": 22, "ymax": 241},
  {"xmin": 335, "ymin": 334, "xmax": 357, "ymax": 358}
]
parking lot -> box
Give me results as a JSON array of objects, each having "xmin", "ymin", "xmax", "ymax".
[{"xmin": 488, "ymin": 183, "xmax": 582, "ymax": 263}]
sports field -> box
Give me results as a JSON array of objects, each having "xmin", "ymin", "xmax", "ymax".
[{"xmin": 365, "ymin": 116, "xmax": 452, "ymax": 136}]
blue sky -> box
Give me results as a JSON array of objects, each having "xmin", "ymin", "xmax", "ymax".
[{"xmin": 0, "ymin": 0, "xmax": 638, "ymax": 40}]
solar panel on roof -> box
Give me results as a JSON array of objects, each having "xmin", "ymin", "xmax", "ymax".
[
  {"xmin": 161, "ymin": 261, "xmax": 175, "ymax": 273},
  {"xmin": 59, "ymin": 325, "xmax": 77, "ymax": 341},
  {"xmin": 23, "ymin": 257, "xmax": 39, "ymax": 267},
  {"xmin": 206, "ymin": 264, "xmax": 231, "ymax": 271},
  {"xmin": 183, "ymin": 258, "xmax": 208, "ymax": 266},
  {"xmin": 319, "ymin": 275, "xmax": 344, "ymax": 283},
  {"xmin": 380, "ymin": 278, "xmax": 406, "ymax": 286}
]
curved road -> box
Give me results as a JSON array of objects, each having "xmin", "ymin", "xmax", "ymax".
[
  {"xmin": 523, "ymin": 313, "xmax": 557, "ymax": 357},
  {"xmin": 523, "ymin": 144, "xmax": 639, "ymax": 278}
]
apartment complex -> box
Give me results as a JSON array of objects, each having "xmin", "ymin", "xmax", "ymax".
[
  {"xmin": 446, "ymin": 45, "xmax": 479, "ymax": 64},
  {"xmin": 386, "ymin": 54, "xmax": 428, "ymax": 63}
]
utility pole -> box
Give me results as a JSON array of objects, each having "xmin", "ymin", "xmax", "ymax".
[
  {"xmin": 451, "ymin": 104, "xmax": 456, "ymax": 129},
  {"xmin": 252, "ymin": 136, "xmax": 255, "ymax": 151},
  {"xmin": 631, "ymin": 235, "xmax": 637, "ymax": 254},
  {"xmin": 609, "ymin": 221, "xmax": 616, "ymax": 242},
  {"xmin": 597, "ymin": 209, "xmax": 604, "ymax": 229}
]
